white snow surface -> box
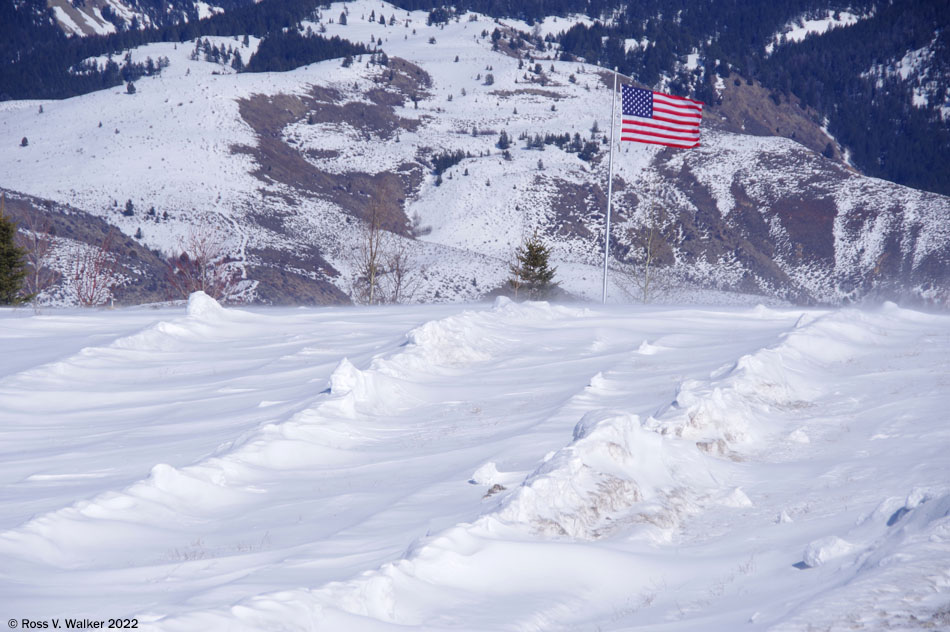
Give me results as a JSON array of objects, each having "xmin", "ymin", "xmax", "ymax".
[
  {"xmin": 2, "ymin": 296, "xmax": 949, "ymax": 630},
  {"xmin": 765, "ymin": 10, "xmax": 865, "ymax": 55}
]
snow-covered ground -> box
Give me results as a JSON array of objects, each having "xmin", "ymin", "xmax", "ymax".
[
  {"xmin": 765, "ymin": 10, "xmax": 867, "ymax": 55},
  {"xmin": 1, "ymin": 295, "xmax": 949, "ymax": 630}
]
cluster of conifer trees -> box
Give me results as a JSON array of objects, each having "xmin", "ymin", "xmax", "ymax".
[{"xmin": 0, "ymin": 0, "xmax": 357, "ymax": 99}]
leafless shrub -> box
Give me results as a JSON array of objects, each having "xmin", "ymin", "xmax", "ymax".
[
  {"xmin": 71, "ymin": 231, "xmax": 118, "ymax": 307},
  {"xmin": 616, "ymin": 190, "xmax": 674, "ymax": 303},
  {"xmin": 408, "ymin": 210, "xmax": 432, "ymax": 237},
  {"xmin": 17, "ymin": 206, "xmax": 60, "ymax": 300},
  {"xmin": 350, "ymin": 202, "xmax": 422, "ymax": 304},
  {"xmin": 166, "ymin": 228, "xmax": 242, "ymax": 302}
]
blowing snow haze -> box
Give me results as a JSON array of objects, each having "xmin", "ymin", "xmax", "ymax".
[{"xmin": 1, "ymin": 2, "xmax": 950, "ymax": 631}]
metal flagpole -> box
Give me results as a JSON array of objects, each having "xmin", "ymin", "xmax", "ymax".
[{"xmin": 601, "ymin": 68, "xmax": 618, "ymax": 304}]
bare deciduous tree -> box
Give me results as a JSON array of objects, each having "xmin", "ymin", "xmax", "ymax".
[
  {"xmin": 617, "ymin": 189, "xmax": 673, "ymax": 303},
  {"xmin": 18, "ymin": 206, "xmax": 59, "ymax": 300},
  {"xmin": 383, "ymin": 238, "xmax": 421, "ymax": 304},
  {"xmin": 166, "ymin": 228, "xmax": 242, "ymax": 302},
  {"xmin": 72, "ymin": 231, "xmax": 118, "ymax": 307},
  {"xmin": 351, "ymin": 202, "xmax": 386, "ymax": 304},
  {"xmin": 350, "ymin": 202, "xmax": 421, "ymax": 305}
]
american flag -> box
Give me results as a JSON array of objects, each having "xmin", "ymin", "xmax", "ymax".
[{"xmin": 621, "ymin": 85, "xmax": 703, "ymax": 149}]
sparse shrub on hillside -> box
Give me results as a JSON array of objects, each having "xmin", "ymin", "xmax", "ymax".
[
  {"xmin": 484, "ymin": 73, "xmax": 494, "ymax": 86},
  {"xmin": 20, "ymin": 137, "xmax": 28, "ymax": 147},
  {"xmin": 126, "ymin": 81, "xmax": 136, "ymax": 94},
  {"xmin": 409, "ymin": 211, "xmax": 431, "ymax": 238}
]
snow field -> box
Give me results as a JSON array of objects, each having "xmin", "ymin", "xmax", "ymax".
[{"xmin": 3, "ymin": 298, "xmax": 948, "ymax": 629}]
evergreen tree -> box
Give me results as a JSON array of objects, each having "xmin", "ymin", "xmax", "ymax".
[
  {"xmin": 509, "ymin": 232, "xmax": 558, "ymax": 300},
  {"xmin": 0, "ymin": 195, "xmax": 30, "ymax": 305}
]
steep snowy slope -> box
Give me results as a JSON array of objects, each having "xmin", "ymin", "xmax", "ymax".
[{"xmin": 1, "ymin": 0, "xmax": 947, "ymax": 305}]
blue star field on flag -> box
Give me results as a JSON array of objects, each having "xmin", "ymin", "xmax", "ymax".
[{"xmin": 622, "ymin": 86, "xmax": 653, "ymax": 118}]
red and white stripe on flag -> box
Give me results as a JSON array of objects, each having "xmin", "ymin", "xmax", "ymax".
[{"xmin": 620, "ymin": 85, "xmax": 703, "ymax": 149}]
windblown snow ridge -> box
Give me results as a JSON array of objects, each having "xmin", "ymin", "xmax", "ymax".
[
  {"xmin": 142, "ymin": 302, "xmax": 944, "ymax": 631},
  {"xmin": 644, "ymin": 308, "xmax": 887, "ymax": 456},
  {"xmin": 0, "ymin": 295, "xmax": 585, "ymax": 568},
  {"xmin": 484, "ymin": 307, "xmax": 893, "ymax": 542}
]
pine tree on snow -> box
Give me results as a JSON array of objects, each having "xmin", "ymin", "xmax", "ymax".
[
  {"xmin": 0, "ymin": 195, "xmax": 30, "ymax": 305},
  {"xmin": 509, "ymin": 233, "xmax": 558, "ymax": 300}
]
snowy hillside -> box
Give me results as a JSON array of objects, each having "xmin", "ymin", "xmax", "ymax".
[
  {"xmin": 1, "ymin": 0, "xmax": 948, "ymax": 306},
  {"xmin": 1, "ymin": 295, "xmax": 949, "ymax": 630}
]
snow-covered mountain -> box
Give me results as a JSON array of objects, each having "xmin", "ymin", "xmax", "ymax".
[
  {"xmin": 45, "ymin": 0, "xmax": 240, "ymax": 36},
  {"xmin": 2, "ymin": 0, "xmax": 948, "ymax": 306}
]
